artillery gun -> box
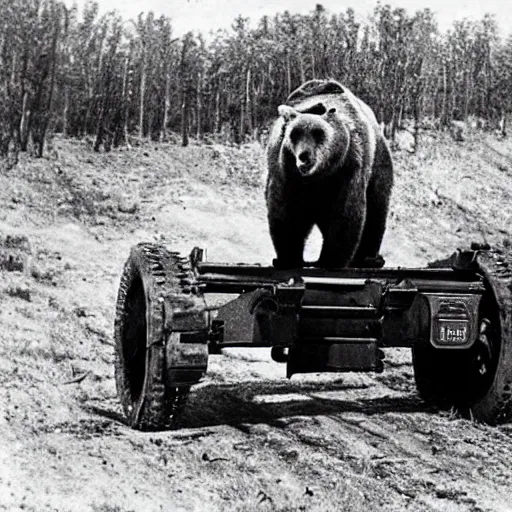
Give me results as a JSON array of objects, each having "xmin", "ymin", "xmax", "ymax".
[{"xmin": 113, "ymin": 243, "xmax": 512, "ymax": 430}]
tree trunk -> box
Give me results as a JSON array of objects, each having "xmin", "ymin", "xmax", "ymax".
[
  {"xmin": 19, "ymin": 50, "xmax": 30, "ymax": 151},
  {"xmin": 19, "ymin": 91, "xmax": 30, "ymax": 151},
  {"xmin": 180, "ymin": 35, "xmax": 191, "ymax": 146},
  {"xmin": 181, "ymin": 93, "xmax": 189, "ymax": 147},
  {"xmin": 160, "ymin": 68, "xmax": 170, "ymax": 142},
  {"xmin": 499, "ymin": 112, "xmax": 507, "ymax": 137},
  {"xmin": 38, "ymin": 22, "xmax": 60, "ymax": 158},
  {"xmin": 196, "ymin": 71, "xmax": 202, "ymax": 140},
  {"xmin": 139, "ymin": 48, "xmax": 146, "ymax": 139},
  {"xmin": 83, "ymin": 80, "xmax": 95, "ymax": 137},
  {"xmin": 286, "ymin": 52, "xmax": 291, "ymax": 96},
  {"xmin": 245, "ymin": 66, "xmax": 252, "ymax": 136},
  {"xmin": 464, "ymin": 69, "xmax": 471, "ymax": 121},
  {"xmin": 397, "ymin": 102, "xmax": 403, "ymax": 131},
  {"xmin": 10, "ymin": 52, "xmax": 17, "ymax": 88},
  {"xmin": 390, "ymin": 111, "xmax": 397, "ymax": 143},
  {"xmin": 299, "ymin": 54, "xmax": 306, "ymax": 83},
  {"xmin": 214, "ymin": 86, "xmax": 221, "ymax": 134},
  {"xmin": 412, "ymin": 84, "xmax": 422, "ymax": 152},
  {"xmin": 121, "ymin": 55, "xmax": 130, "ymax": 146},
  {"xmin": 441, "ymin": 62, "xmax": 447, "ymax": 126},
  {"xmin": 62, "ymin": 86, "xmax": 69, "ymax": 136},
  {"xmin": 239, "ymin": 94, "xmax": 244, "ymax": 143},
  {"xmin": 147, "ymin": 107, "xmax": 154, "ymax": 141}
]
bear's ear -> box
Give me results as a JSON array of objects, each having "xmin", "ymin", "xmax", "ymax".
[
  {"xmin": 327, "ymin": 107, "xmax": 337, "ymax": 114},
  {"xmin": 278, "ymin": 105, "xmax": 298, "ymax": 122},
  {"xmin": 300, "ymin": 102, "xmax": 326, "ymax": 115}
]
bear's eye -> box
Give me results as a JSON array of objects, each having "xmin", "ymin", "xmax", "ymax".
[
  {"xmin": 289, "ymin": 127, "xmax": 302, "ymax": 144},
  {"xmin": 311, "ymin": 128, "xmax": 324, "ymax": 143}
]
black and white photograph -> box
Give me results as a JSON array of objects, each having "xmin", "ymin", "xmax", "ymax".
[{"xmin": 1, "ymin": 0, "xmax": 512, "ymax": 510}]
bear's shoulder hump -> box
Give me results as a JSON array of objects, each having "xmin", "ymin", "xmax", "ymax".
[{"xmin": 287, "ymin": 79, "xmax": 345, "ymax": 104}]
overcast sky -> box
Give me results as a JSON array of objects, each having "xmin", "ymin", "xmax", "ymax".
[{"xmin": 65, "ymin": 0, "xmax": 510, "ymax": 36}]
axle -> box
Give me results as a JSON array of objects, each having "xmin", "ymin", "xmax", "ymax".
[
  {"xmin": 192, "ymin": 253, "xmax": 485, "ymax": 376},
  {"xmin": 196, "ymin": 261, "xmax": 484, "ymax": 294}
]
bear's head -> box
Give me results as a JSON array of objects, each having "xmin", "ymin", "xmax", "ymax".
[{"xmin": 278, "ymin": 103, "xmax": 350, "ymax": 178}]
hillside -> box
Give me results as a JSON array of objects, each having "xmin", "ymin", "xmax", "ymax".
[{"xmin": 1, "ymin": 131, "xmax": 512, "ymax": 512}]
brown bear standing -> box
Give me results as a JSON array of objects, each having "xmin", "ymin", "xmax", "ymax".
[{"xmin": 266, "ymin": 79, "xmax": 394, "ymax": 269}]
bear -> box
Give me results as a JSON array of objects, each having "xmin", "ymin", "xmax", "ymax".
[{"xmin": 265, "ymin": 79, "xmax": 394, "ymax": 269}]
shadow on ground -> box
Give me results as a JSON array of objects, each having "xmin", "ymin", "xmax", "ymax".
[{"xmin": 86, "ymin": 378, "xmax": 435, "ymax": 431}]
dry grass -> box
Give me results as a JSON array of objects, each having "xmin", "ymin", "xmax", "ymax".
[
  {"xmin": 383, "ymin": 129, "xmax": 512, "ymax": 264},
  {"xmin": 5, "ymin": 283, "xmax": 32, "ymax": 301}
]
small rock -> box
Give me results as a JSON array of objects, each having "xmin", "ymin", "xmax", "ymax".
[
  {"xmin": 4, "ymin": 235, "xmax": 31, "ymax": 252},
  {"xmin": 117, "ymin": 201, "xmax": 139, "ymax": 214},
  {"xmin": 75, "ymin": 307, "xmax": 87, "ymax": 318},
  {"xmin": 435, "ymin": 487, "xmax": 466, "ymax": 500},
  {"xmin": 280, "ymin": 448, "xmax": 299, "ymax": 461},
  {"xmin": 6, "ymin": 285, "xmax": 31, "ymax": 302}
]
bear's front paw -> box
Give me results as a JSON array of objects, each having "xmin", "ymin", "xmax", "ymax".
[
  {"xmin": 315, "ymin": 258, "xmax": 343, "ymax": 270},
  {"xmin": 272, "ymin": 258, "xmax": 304, "ymax": 270},
  {"xmin": 352, "ymin": 255, "xmax": 386, "ymax": 268}
]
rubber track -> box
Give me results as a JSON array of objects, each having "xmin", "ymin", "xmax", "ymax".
[
  {"xmin": 474, "ymin": 246, "xmax": 512, "ymax": 423},
  {"xmin": 114, "ymin": 243, "xmax": 206, "ymax": 430}
]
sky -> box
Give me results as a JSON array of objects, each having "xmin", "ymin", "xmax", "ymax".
[{"xmin": 65, "ymin": 0, "xmax": 510, "ymax": 36}]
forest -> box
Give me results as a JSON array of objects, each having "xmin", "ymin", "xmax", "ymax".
[{"xmin": 0, "ymin": 0, "xmax": 511, "ymax": 159}]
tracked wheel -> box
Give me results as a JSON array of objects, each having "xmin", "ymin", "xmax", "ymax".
[
  {"xmin": 413, "ymin": 247, "xmax": 512, "ymax": 424},
  {"xmin": 114, "ymin": 243, "xmax": 208, "ymax": 430}
]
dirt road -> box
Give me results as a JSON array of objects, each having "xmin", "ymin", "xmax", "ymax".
[{"xmin": 1, "ymin": 135, "xmax": 512, "ymax": 512}]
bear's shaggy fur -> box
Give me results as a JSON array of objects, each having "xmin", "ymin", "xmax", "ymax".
[{"xmin": 266, "ymin": 79, "xmax": 394, "ymax": 269}]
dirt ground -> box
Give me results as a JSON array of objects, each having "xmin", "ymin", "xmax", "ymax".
[{"xmin": 1, "ymin": 131, "xmax": 512, "ymax": 512}]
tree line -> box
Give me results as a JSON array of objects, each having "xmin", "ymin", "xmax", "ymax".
[{"xmin": 1, "ymin": 0, "xmax": 511, "ymax": 161}]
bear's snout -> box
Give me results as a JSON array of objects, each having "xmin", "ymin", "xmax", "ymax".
[
  {"xmin": 296, "ymin": 150, "xmax": 314, "ymax": 174},
  {"xmin": 298, "ymin": 150, "xmax": 311, "ymax": 165}
]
